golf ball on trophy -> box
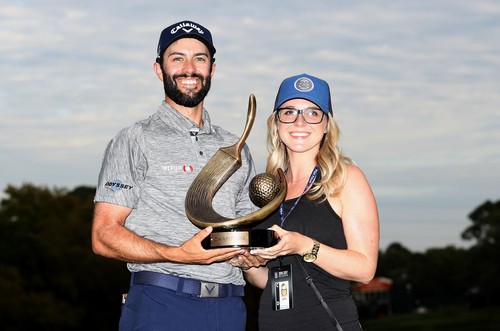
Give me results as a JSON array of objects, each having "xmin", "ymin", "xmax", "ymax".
[{"xmin": 249, "ymin": 173, "xmax": 281, "ymax": 208}]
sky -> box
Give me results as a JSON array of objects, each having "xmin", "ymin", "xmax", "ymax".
[{"xmin": 1, "ymin": 0, "xmax": 499, "ymax": 252}]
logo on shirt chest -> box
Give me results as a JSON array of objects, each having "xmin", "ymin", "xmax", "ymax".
[{"xmin": 161, "ymin": 164, "xmax": 195, "ymax": 173}]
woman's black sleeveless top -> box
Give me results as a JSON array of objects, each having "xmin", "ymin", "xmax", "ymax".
[{"xmin": 255, "ymin": 195, "xmax": 362, "ymax": 331}]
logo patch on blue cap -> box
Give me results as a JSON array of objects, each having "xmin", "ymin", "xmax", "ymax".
[{"xmin": 294, "ymin": 77, "xmax": 314, "ymax": 92}]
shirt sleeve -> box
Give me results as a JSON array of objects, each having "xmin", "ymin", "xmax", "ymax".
[{"xmin": 94, "ymin": 125, "xmax": 146, "ymax": 208}]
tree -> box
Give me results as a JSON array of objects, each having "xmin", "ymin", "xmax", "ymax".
[
  {"xmin": 0, "ymin": 184, "xmax": 129, "ymax": 330},
  {"xmin": 462, "ymin": 200, "xmax": 500, "ymax": 246},
  {"xmin": 461, "ymin": 200, "xmax": 500, "ymax": 306}
]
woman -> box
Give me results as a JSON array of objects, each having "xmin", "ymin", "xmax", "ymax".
[{"xmin": 232, "ymin": 73, "xmax": 379, "ymax": 330}]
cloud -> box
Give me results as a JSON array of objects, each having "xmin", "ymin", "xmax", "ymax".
[{"xmin": 1, "ymin": 0, "xmax": 499, "ymax": 251}]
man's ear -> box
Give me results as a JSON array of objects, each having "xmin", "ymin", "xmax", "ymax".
[
  {"xmin": 153, "ymin": 62, "xmax": 163, "ymax": 81},
  {"xmin": 210, "ymin": 62, "xmax": 216, "ymax": 78}
]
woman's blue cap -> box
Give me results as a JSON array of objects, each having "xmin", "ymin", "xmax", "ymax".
[{"xmin": 274, "ymin": 73, "xmax": 333, "ymax": 115}]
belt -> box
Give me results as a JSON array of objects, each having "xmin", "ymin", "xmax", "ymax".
[{"xmin": 131, "ymin": 271, "xmax": 245, "ymax": 298}]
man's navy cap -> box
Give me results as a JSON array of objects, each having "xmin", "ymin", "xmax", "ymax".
[
  {"xmin": 156, "ymin": 20, "xmax": 216, "ymax": 61},
  {"xmin": 274, "ymin": 73, "xmax": 333, "ymax": 115}
]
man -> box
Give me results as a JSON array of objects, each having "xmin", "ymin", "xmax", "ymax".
[{"xmin": 91, "ymin": 20, "xmax": 256, "ymax": 331}]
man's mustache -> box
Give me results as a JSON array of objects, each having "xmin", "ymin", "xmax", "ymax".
[{"xmin": 172, "ymin": 73, "xmax": 204, "ymax": 80}]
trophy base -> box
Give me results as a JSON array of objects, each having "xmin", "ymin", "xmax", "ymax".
[{"xmin": 202, "ymin": 228, "xmax": 278, "ymax": 249}]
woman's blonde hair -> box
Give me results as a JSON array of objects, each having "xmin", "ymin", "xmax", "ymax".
[{"xmin": 265, "ymin": 113, "xmax": 352, "ymax": 201}]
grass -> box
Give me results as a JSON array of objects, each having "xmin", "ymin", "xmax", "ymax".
[{"xmin": 360, "ymin": 306, "xmax": 500, "ymax": 331}]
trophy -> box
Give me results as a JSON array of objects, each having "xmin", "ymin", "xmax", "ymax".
[{"xmin": 184, "ymin": 94, "xmax": 287, "ymax": 249}]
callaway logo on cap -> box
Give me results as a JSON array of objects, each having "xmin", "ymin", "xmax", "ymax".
[{"xmin": 156, "ymin": 20, "xmax": 216, "ymax": 61}]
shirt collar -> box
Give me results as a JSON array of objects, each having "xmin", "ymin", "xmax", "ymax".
[{"xmin": 156, "ymin": 100, "xmax": 214, "ymax": 135}]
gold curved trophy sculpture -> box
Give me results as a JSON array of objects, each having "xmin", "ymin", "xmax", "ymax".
[{"xmin": 185, "ymin": 94, "xmax": 287, "ymax": 248}]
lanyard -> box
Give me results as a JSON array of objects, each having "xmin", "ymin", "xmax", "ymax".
[{"xmin": 279, "ymin": 166, "xmax": 319, "ymax": 228}]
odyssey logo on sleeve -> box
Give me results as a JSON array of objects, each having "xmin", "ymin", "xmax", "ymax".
[{"xmin": 104, "ymin": 179, "xmax": 133, "ymax": 191}]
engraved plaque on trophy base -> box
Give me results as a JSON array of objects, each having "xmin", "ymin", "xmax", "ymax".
[{"xmin": 202, "ymin": 228, "xmax": 278, "ymax": 249}]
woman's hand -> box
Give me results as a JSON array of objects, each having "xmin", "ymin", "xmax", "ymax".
[{"xmin": 249, "ymin": 225, "xmax": 314, "ymax": 259}]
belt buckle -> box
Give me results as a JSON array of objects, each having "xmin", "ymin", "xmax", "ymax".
[{"xmin": 199, "ymin": 282, "xmax": 220, "ymax": 298}]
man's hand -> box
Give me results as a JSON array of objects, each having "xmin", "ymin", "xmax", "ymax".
[
  {"xmin": 177, "ymin": 227, "xmax": 246, "ymax": 265},
  {"xmin": 227, "ymin": 249, "xmax": 268, "ymax": 270}
]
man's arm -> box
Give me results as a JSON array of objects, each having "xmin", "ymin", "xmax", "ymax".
[{"xmin": 91, "ymin": 202, "xmax": 245, "ymax": 264}]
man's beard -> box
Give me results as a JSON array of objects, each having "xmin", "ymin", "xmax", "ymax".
[{"xmin": 162, "ymin": 71, "xmax": 211, "ymax": 108}]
